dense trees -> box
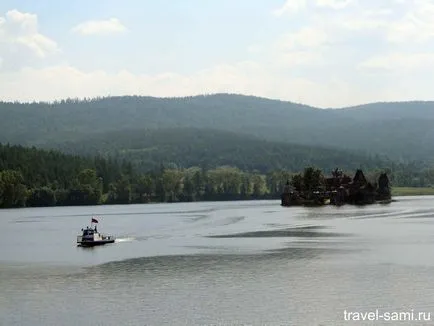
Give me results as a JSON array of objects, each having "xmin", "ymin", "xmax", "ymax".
[
  {"xmin": 290, "ymin": 167, "xmax": 325, "ymax": 195},
  {"xmin": 1, "ymin": 143, "xmax": 434, "ymax": 209},
  {"xmin": 0, "ymin": 143, "xmax": 130, "ymax": 208},
  {"xmin": 0, "ymin": 170, "xmax": 28, "ymax": 207},
  {"xmin": 43, "ymin": 128, "xmax": 396, "ymax": 173},
  {"xmin": 0, "ymin": 143, "xmax": 288, "ymax": 208}
]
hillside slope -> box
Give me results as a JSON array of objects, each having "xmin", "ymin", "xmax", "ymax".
[
  {"xmin": 45, "ymin": 127, "xmax": 395, "ymax": 173},
  {"xmin": 1, "ymin": 94, "xmax": 434, "ymax": 160}
]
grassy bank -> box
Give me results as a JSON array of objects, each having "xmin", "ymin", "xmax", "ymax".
[{"xmin": 392, "ymin": 187, "xmax": 434, "ymax": 196}]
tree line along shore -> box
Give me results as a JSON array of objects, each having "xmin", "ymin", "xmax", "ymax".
[{"xmin": 0, "ymin": 143, "xmax": 433, "ymax": 209}]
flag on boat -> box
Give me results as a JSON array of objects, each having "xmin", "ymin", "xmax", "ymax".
[{"xmin": 91, "ymin": 217, "xmax": 99, "ymax": 223}]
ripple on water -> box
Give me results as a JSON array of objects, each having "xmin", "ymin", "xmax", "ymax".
[
  {"xmin": 207, "ymin": 225, "xmax": 350, "ymax": 239},
  {"xmin": 3, "ymin": 198, "xmax": 434, "ymax": 325},
  {"xmin": 187, "ymin": 214, "xmax": 211, "ymax": 222}
]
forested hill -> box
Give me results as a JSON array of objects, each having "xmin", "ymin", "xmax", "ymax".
[
  {"xmin": 44, "ymin": 127, "xmax": 393, "ymax": 173},
  {"xmin": 1, "ymin": 94, "xmax": 434, "ymax": 160}
]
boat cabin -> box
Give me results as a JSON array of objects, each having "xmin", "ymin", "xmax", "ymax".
[{"xmin": 77, "ymin": 224, "xmax": 115, "ymax": 246}]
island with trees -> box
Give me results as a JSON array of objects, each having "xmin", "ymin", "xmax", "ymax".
[{"xmin": 281, "ymin": 167, "xmax": 392, "ymax": 207}]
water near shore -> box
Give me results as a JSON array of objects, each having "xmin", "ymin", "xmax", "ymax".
[{"xmin": 1, "ymin": 197, "xmax": 434, "ymax": 325}]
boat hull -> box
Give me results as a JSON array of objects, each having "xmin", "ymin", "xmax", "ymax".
[
  {"xmin": 78, "ymin": 239, "xmax": 115, "ymax": 247},
  {"xmin": 77, "ymin": 231, "xmax": 115, "ymax": 247}
]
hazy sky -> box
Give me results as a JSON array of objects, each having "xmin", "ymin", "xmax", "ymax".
[{"xmin": 0, "ymin": 0, "xmax": 432, "ymax": 107}]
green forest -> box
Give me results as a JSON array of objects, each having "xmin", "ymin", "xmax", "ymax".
[
  {"xmin": 1, "ymin": 143, "xmax": 434, "ymax": 208},
  {"xmin": 2, "ymin": 94, "xmax": 434, "ymax": 209},
  {"xmin": 2, "ymin": 94, "xmax": 434, "ymax": 161},
  {"xmin": 45, "ymin": 127, "xmax": 395, "ymax": 173}
]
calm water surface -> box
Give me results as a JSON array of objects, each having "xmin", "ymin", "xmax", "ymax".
[{"xmin": 1, "ymin": 197, "xmax": 434, "ymax": 325}]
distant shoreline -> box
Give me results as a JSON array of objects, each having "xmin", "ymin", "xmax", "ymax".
[
  {"xmin": 1, "ymin": 190, "xmax": 433, "ymax": 210},
  {"xmin": 392, "ymin": 187, "xmax": 434, "ymax": 196}
]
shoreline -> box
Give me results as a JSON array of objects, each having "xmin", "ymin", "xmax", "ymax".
[
  {"xmin": 392, "ymin": 187, "xmax": 434, "ymax": 196},
  {"xmin": 0, "ymin": 189, "xmax": 432, "ymax": 210}
]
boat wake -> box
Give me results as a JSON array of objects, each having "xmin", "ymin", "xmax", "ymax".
[{"xmin": 115, "ymin": 237, "xmax": 136, "ymax": 243}]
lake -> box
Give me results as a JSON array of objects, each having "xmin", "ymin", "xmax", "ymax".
[{"xmin": 1, "ymin": 197, "xmax": 434, "ymax": 325}]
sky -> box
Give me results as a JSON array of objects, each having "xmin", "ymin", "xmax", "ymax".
[{"xmin": 0, "ymin": 0, "xmax": 433, "ymax": 108}]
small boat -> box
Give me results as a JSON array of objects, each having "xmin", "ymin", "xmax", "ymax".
[{"xmin": 77, "ymin": 217, "xmax": 115, "ymax": 247}]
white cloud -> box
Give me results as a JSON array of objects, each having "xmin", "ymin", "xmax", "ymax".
[
  {"xmin": 0, "ymin": 9, "xmax": 59, "ymax": 67},
  {"xmin": 340, "ymin": 16, "xmax": 388, "ymax": 31},
  {"xmin": 273, "ymin": 0, "xmax": 307, "ymax": 16},
  {"xmin": 316, "ymin": 0, "xmax": 353, "ymax": 9},
  {"xmin": 277, "ymin": 27, "xmax": 328, "ymax": 50},
  {"xmin": 1, "ymin": 49, "xmax": 433, "ymax": 108},
  {"xmin": 2, "ymin": 3, "xmax": 434, "ymax": 108},
  {"xmin": 359, "ymin": 52, "xmax": 434, "ymax": 72},
  {"xmin": 276, "ymin": 50, "xmax": 324, "ymax": 67},
  {"xmin": 274, "ymin": 0, "xmax": 434, "ymax": 46},
  {"xmin": 0, "ymin": 63, "xmax": 267, "ymax": 100},
  {"xmin": 273, "ymin": 0, "xmax": 352, "ymax": 16},
  {"xmin": 336, "ymin": 0, "xmax": 434, "ymax": 43},
  {"xmin": 268, "ymin": 26, "xmax": 330, "ymax": 68},
  {"xmin": 386, "ymin": 0, "xmax": 434, "ymax": 43},
  {"xmin": 0, "ymin": 63, "xmax": 359, "ymax": 107},
  {"xmin": 71, "ymin": 18, "xmax": 127, "ymax": 36}
]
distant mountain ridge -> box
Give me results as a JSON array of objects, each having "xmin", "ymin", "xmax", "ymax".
[{"xmin": 1, "ymin": 93, "xmax": 433, "ymax": 161}]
